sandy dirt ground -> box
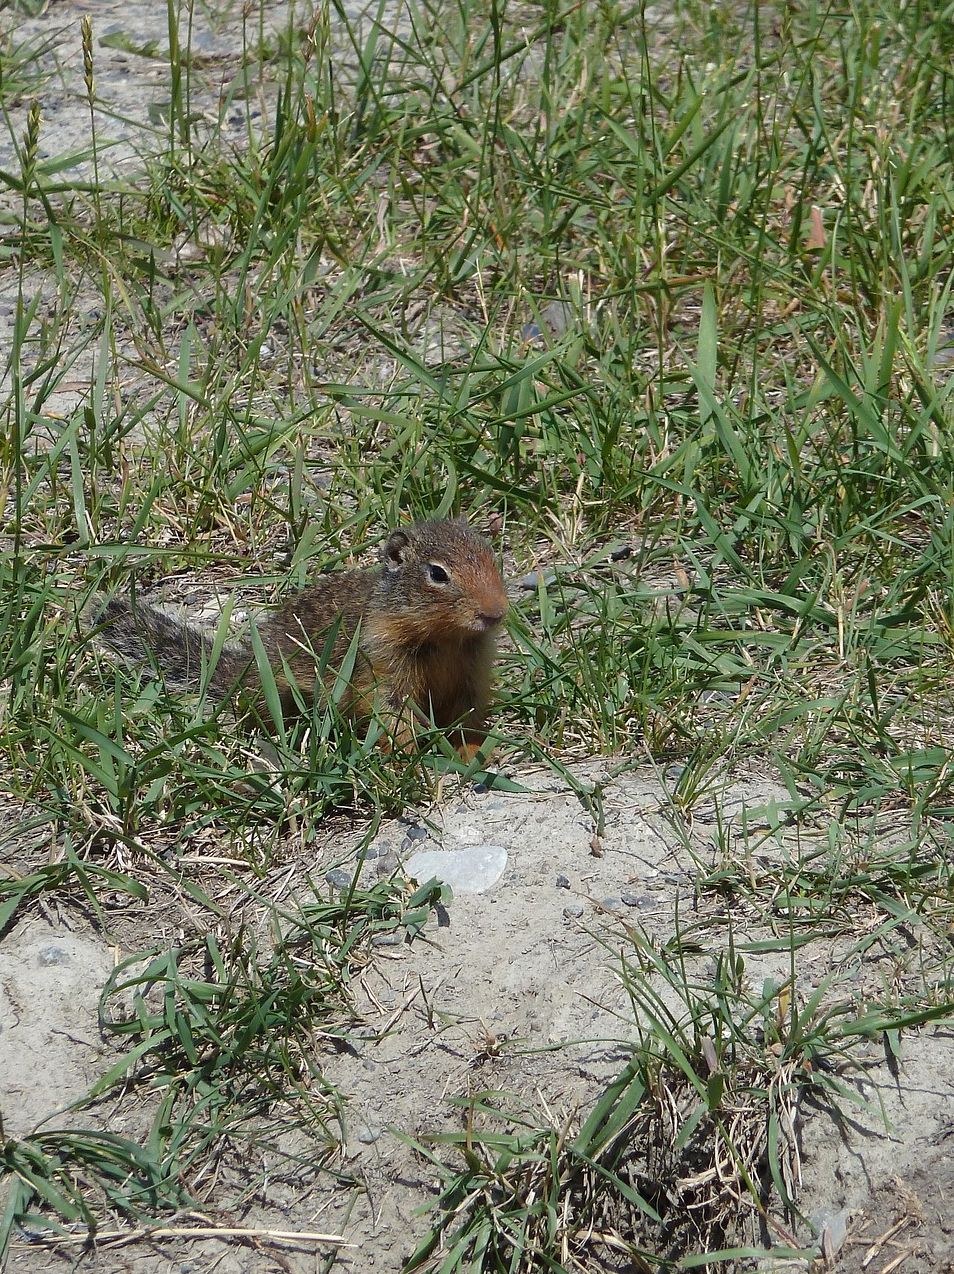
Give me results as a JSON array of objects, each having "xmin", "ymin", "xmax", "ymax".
[{"xmin": 4, "ymin": 763, "xmax": 954, "ymax": 1271}]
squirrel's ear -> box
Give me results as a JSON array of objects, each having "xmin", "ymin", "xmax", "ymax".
[{"xmin": 383, "ymin": 530, "xmax": 411, "ymax": 569}]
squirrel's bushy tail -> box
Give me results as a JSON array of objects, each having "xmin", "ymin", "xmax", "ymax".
[{"xmin": 95, "ymin": 598, "xmax": 251, "ymax": 699}]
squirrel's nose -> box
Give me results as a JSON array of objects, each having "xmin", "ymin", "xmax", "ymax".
[{"xmin": 479, "ymin": 597, "xmax": 509, "ymax": 626}]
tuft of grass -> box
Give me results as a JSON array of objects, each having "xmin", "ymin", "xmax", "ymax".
[
  {"xmin": 0, "ymin": 1129, "xmax": 188, "ymax": 1266},
  {"xmin": 0, "ymin": 875, "xmax": 449, "ymax": 1255},
  {"xmin": 404, "ymin": 916, "xmax": 953, "ymax": 1272}
]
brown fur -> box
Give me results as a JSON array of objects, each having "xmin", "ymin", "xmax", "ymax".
[{"xmin": 95, "ymin": 518, "xmax": 509, "ymax": 756}]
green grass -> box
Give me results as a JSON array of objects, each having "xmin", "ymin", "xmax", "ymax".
[
  {"xmin": 2, "ymin": 0, "xmax": 954, "ymax": 1266},
  {"xmin": 403, "ymin": 913, "xmax": 954, "ymax": 1272},
  {"xmin": 0, "ymin": 873, "xmax": 449, "ymax": 1259}
]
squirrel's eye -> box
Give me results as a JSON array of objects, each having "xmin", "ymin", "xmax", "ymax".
[{"xmin": 427, "ymin": 563, "xmax": 450, "ymax": 585}]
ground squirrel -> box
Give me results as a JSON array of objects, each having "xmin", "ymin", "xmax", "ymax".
[{"xmin": 95, "ymin": 517, "xmax": 509, "ymax": 758}]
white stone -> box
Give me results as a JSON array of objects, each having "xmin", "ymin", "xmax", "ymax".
[{"xmin": 405, "ymin": 844, "xmax": 508, "ymax": 894}]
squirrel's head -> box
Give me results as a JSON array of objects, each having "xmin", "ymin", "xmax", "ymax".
[{"xmin": 379, "ymin": 517, "xmax": 509, "ymax": 639}]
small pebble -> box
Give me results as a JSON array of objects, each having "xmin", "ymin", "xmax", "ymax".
[
  {"xmin": 325, "ymin": 868, "xmax": 354, "ymax": 891},
  {"xmin": 563, "ymin": 901, "xmax": 585, "ymax": 919},
  {"xmin": 516, "ymin": 569, "xmax": 557, "ymax": 591},
  {"xmin": 621, "ymin": 892, "xmax": 655, "ymax": 909},
  {"xmin": 599, "ymin": 896, "xmax": 624, "ymax": 912},
  {"xmin": 38, "ymin": 945, "xmax": 70, "ymax": 967},
  {"xmin": 699, "ymin": 689, "xmax": 734, "ymax": 705},
  {"xmin": 931, "ymin": 326, "xmax": 954, "ymax": 368},
  {"xmin": 403, "ymin": 825, "xmax": 429, "ymax": 842},
  {"xmin": 521, "ymin": 301, "xmax": 575, "ymax": 343},
  {"xmin": 542, "ymin": 300, "xmax": 575, "ymax": 336},
  {"xmin": 555, "ymin": 873, "xmax": 570, "ymax": 890},
  {"xmin": 610, "ymin": 544, "xmax": 633, "ymax": 561},
  {"xmin": 356, "ymin": 1122, "xmax": 385, "ymax": 1144},
  {"xmin": 401, "ymin": 831, "xmax": 430, "ymax": 851},
  {"xmin": 811, "ymin": 1208, "xmax": 850, "ymax": 1258}
]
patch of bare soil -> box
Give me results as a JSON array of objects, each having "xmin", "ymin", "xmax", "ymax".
[
  {"xmin": 800, "ymin": 1027, "xmax": 954, "ymax": 1274},
  {"xmin": 0, "ymin": 920, "xmax": 113, "ymax": 1140},
  {"xmin": 835, "ymin": 1161, "xmax": 952, "ymax": 1274},
  {"xmin": 0, "ymin": 0, "xmax": 294, "ymax": 183},
  {"xmin": 3, "ymin": 761, "xmax": 953, "ymax": 1272},
  {"xmin": 836, "ymin": 1156, "xmax": 954, "ymax": 1273}
]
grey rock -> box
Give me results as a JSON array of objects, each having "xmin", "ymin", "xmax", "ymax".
[
  {"xmin": 374, "ymin": 852, "xmax": 400, "ymax": 877},
  {"xmin": 621, "ymin": 892, "xmax": 655, "ymax": 909},
  {"xmin": 811, "ymin": 1207, "xmax": 850, "ymax": 1258},
  {"xmin": 931, "ymin": 326, "xmax": 954, "ymax": 368},
  {"xmin": 37, "ymin": 945, "xmax": 71, "ymax": 967},
  {"xmin": 599, "ymin": 896, "xmax": 624, "ymax": 912},
  {"xmin": 699, "ymin": 689, "xmax": 735, "ymax": 705},
  {"xmin": 516, "ymin": 569, "xmax": 557, "ymax": 591},
  {"xmin": 405, "ymin": 844, "xmax": 508, "ymax": 894},
  {"xmin": 521, "ymin": 301, "xmax": 575, "ymax": 344},
  {"xmin": 555, "ymin": 873, "xmax": 570, "ymax": 890},
  {"xmin": 563, "ymin": 901, "xmax": 585, "ymax": 919},
  {"xmin": 542, "ymin": 300, "xmax": 575, "ymax": 336},
  {"xmin": 401, "ymin": 824, "xmax": 431, "ymax": 851},
  {"xmin": 325, "ymin": 868, "xmax": 354, "ymax": 891}
]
